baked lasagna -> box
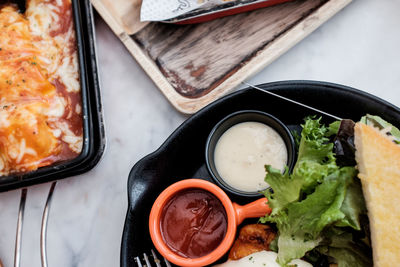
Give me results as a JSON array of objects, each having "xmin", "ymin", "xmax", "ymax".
[{"xmin": 0, "ymin": 0, "xmax": 82, "ymax": 175}]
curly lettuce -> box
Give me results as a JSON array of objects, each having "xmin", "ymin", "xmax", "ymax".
[{"xmin": 260, "ymin": 117, "xmax": 370, "ymax": 267}]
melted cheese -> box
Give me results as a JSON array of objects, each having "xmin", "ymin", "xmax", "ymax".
[{"xmin": 0, "ymin": 0, "xmax": 82, "ymax": 175}]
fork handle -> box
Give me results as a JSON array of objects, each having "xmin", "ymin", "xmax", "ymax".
[
  {"xmin": 14, "ymin": 188, "xmax": 27, "ymax": 267},
  {"xmin": 41, "ymin": 181, "xmax": 57, "ymax": 267}
]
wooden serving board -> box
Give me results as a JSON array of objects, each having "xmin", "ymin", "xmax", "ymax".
[{"xmin": 92, "ymin": 0, "xmax": 352, "ymax": 114}]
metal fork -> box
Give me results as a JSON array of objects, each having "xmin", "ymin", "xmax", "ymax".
[
  {"xmin": 14, "ymin": 181, "xmax": 56, "ymax": 267},
  {"xmin": 135, "ymin": 249, "xmax": 171, "ymax": 267}
]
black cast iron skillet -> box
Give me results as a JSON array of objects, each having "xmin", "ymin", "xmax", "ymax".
[{"xmin": 121, "ymin": 80, "xmax": 400, "ymax": 267}]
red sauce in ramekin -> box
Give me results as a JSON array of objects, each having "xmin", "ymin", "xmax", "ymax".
[{"xmin": 160, "ymin": 189, "xmax": 228, "ymax": 259}]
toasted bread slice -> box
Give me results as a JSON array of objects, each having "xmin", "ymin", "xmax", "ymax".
[{"xmin": 354, "ymin": 123, "xmax": 400, "ymax": 267}]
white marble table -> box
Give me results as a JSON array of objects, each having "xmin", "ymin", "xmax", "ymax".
[{"xmin": 0, "ymin": 0, "xmax": 399, "ymax": 266}]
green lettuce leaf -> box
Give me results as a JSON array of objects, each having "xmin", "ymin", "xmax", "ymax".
[
  {"xmin": 262, "ymin": 166, "xmax": 303, "ymax": 215},
  {"xmin": 327, "ymin": 120, "xmax": 341, "ymax": 136},
  {"xmin": 266, "ymin": 168, "xmax": 356, "ymax": 266},
  {"xmin": 261, "ymin": 117, "xmax": 368, "ymax": 267},
  {"xmin": 360, "ymin": 114, "xmax": 400, "ymax": 144},
  {"xmin": 317, "ymin": 227, "xmax": 372, "ymax": 267},
  {"xmin": 324, "ymin": 247, "xmax": 371, "ymax": 267},
  {"xmin": 292, "ymin": 117, "xmax": 338, "ymax": 193},
  {"xmin": 335, "ymin": 178, "xmax": 366, "ymax": 230}
]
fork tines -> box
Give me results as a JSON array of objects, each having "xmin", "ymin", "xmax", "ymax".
[{"xmin": 134, "ymin": 249, "xmax": 171, "ymax": 267}]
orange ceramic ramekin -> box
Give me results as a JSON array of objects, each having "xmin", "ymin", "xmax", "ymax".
[{"xmin": 149, "ymin": 179, "xmax": 271, "ymax": 266}]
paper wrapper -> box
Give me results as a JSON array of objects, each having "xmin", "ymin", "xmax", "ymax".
[
  {"xmin": 141, "ymin": 0, "xmax": 283, "ymax": 22},
  {"xmin": 92, "ymin": 0, "xmax": 149, "ymax": 34}
]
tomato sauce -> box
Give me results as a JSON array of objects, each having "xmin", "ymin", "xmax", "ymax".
[{"xmin": 160, "ymin": 189, "xmax": 227, "ymax": 259}]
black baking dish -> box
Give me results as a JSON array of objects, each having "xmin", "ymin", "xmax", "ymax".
[
  {"xmin": 121, "ymin": 81, "xmax": 400, "ymax": 267},
  {"xmin": 0, "ymin": 0, "xmax": 105, "ymax": 192}
]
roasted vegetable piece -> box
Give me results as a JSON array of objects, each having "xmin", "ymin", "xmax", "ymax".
[{"xmin": 228, "ymin": 224, "xmax": 276, "ymax": 260}]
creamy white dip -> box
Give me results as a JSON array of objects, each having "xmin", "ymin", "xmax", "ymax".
[
  {"xmin": 213, "ymin": 251, "xmax": 312, "ymax": 267},
  {"xmin": 214, "ymin": 122, "xmax": 287, "ymax": 192}
]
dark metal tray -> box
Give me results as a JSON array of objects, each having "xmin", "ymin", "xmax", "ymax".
[
  {"xmin": 121, "ymin": 81, "xmax": 400, "ymax": 267},
  {"xmin": 0, "ymin": 0, "xmax": 105, "ymax": 192}
]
